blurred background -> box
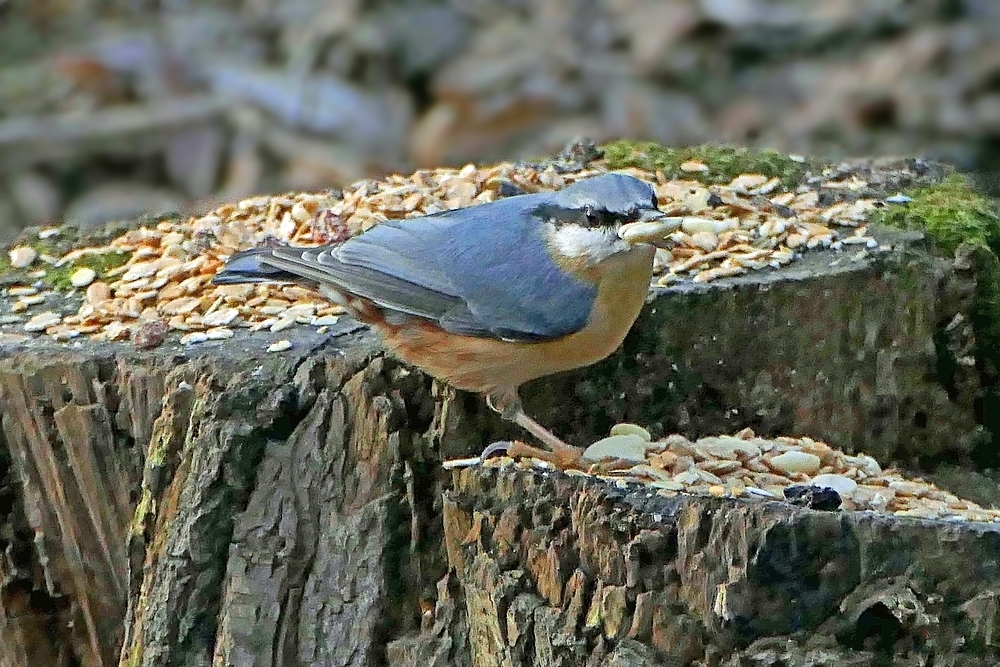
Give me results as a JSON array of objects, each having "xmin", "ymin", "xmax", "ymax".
[{"xmin": 0, "ymin": 0, "xmax": 998, "ymax": 241}]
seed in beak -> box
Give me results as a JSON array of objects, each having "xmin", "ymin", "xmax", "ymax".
[{"xmin": 618, "ymin": 217, "xmax": 683, "ymax": 245}]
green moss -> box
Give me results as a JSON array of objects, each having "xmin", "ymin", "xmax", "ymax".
[
  {"xmin": 42, "ymin": 250, "xmax": 130, "ymax": 290},
  {"xmin": 1, "ymin": 221, "xmax": 133, "ymax": 289},
  {"xmin": 147, "ymin": 435, "xmax": 168, "ymax": 468},
  {"xmin": 2, "ymin": 215, "xmax": 179, "ymax": 290},
  {"xmin": 601, "ymin": 140, "xmax": 810, "ymax": 187},
  {"xmin": 869, "ymin": 173, "xmax": 1000, "ymax": 255},
  {"xmin": 123, "ymin": 642, "xmax": 143, "ymax": 667},
  {"xmin": 130, "ymin": 489, "xmax": 154, "ymax": 536}
]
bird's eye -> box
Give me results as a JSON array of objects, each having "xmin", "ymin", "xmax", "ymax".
[{"xmin": 584, "ymin": 205, "xmax": 598, "ymax": 224}]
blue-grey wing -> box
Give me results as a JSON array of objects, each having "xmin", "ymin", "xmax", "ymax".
[{"xmin": 256, "ymin": 199, "xmax": 598, "ymax": 341}]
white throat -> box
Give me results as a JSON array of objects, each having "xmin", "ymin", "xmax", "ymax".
[{"xmin": 546, "ymin": 223, "xmax": 628, "ymax": 264}]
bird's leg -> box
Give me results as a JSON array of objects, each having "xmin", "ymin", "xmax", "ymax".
[{"xmin": 485, "ymin": 387, "xmax": 581, "ymax": 459}]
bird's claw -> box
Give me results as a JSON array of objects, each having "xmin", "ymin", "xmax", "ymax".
[
  {"xmin": 479, "ymin": 440, "xmax": 513, "ymax": 460},
  {"xmin": 441, "ymin": 441, "xmax": 517, "ymax": 470}
]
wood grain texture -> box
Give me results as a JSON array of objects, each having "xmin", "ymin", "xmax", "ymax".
[{"xmin": 440, "ymin": 464, "xmax": 1000, "ymax": 666}]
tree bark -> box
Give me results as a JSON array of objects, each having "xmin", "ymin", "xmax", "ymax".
[{"xmin": 439, "ymin": 464, "xmax": 1000, "ymax": 666}]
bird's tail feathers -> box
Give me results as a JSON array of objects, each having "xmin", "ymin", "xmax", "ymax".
[{"xmin": 212, "ymin": 248, "xmax": 296, "ymax": 285}]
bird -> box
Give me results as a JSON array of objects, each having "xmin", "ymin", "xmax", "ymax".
[{"xmin": 212, "ymin": 172, "xmax": 679, "ymax": 458}]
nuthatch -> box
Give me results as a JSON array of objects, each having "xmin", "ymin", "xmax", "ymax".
[{"xmin": 213, "ymin": 173, "xmax": 678, "ymax": 457}]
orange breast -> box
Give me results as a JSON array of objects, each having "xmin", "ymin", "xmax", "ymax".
[{"xmin": 368, "ymin": 245, "xmax": 655, "ymax": 394}]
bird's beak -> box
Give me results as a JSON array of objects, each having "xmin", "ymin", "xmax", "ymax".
[{"xmin": 617, "ymin": 209, "xmax": 682, "ymax": 246}]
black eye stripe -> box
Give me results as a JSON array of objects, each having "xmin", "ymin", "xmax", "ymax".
[
  {"xmin": 533, "ymin": 202, "xmax": 647, "ymax": 227},
  {"xmin": 587, "ymin": 207, "xmax": 614, "ymax": 227},
  {"xmin": 585, "ymin": 206, "xmax": 642, "ymax": 227}
]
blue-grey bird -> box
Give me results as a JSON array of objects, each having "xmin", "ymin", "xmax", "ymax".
[{"xmin": 213, "ymin": 173, "xmax": 678, "ymax": 457}]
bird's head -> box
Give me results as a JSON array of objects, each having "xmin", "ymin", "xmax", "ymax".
[{"xmin": 536, "ymin": 173, "xmax": 680, "ymax": 267}]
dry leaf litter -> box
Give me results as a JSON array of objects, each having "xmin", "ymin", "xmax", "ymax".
[
  {"xmin": 445, "ymin": 425, "xmax": 1000, "ymax": 525},
  {"xmin": 0, "ymin": 158, "xmax": 984, "ymax": 523}
]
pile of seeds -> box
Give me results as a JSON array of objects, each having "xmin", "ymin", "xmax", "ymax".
[
  {"xmin": 3, "ymin": 159, "xmax": 889, "ymax": 345},
  {"xmin": 450, "ymin": 425, "xmax": 1000, "ymax": 524}
]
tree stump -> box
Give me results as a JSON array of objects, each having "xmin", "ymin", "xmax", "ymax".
[{"xmin": 0, "ymin": 221, "xmax": 997, "ymax": 666}]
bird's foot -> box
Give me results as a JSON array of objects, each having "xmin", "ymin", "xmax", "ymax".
[
  {"xmin": 485, "ymin": 388, "xmax": 584, "ymax": 462},
  {"xmin": 479, "ymin": 440, "xmax": 580, "ymax": 467},
  {"xmin": 476, "ymin": 440, "xmax": 563, "ymax": 463},
  {"xmin": 508, "ymin": 409, "xmax": 583, "ymax": 461},
  {"xmin": 442, "ymin": 439, "xmax": 579, "ymax": 470},
  {"xmin": 513, "ymin": 440, "xmax": 582, "ymax": 467}
]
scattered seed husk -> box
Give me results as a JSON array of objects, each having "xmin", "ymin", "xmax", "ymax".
[
  {"xmin": 0, "ymin": 160, "xmax": 888, "ymax": 347},
  {"xmin": 448, "ymin": 425, "xmax": 1000, "ymax": 525}
]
